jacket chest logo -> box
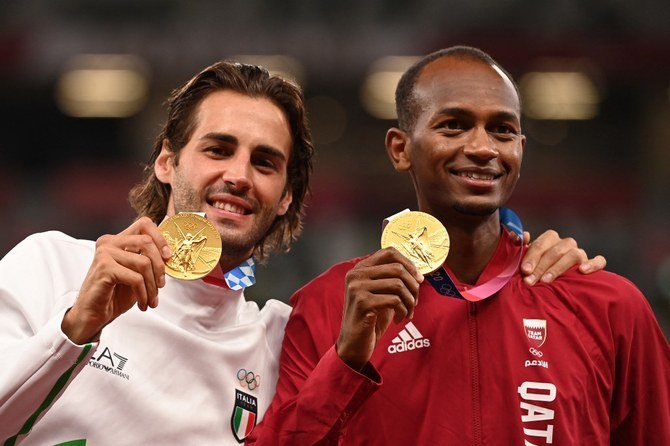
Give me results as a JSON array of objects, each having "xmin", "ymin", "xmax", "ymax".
[
  {"xmin": 523, "ymin": 318, "xmax": 547, "ymax": 348},
  {"xmin": 231, "ymin": 389, "xmax": 257, "ymax": 443},
  {"xmin": 387, "ymin": 321, "xmax": 431, "ymax": 354},
  {"xmin": 522, "ymin": 318, "xmax": 549, "ymax": 369},
  {"xmin": 88, "ymin": 346, "xmax": 131, "ymax": 380}
]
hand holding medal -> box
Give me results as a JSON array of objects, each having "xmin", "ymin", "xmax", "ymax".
[{"xmin": 338, "ymin": 210, "xmax": 437, "ymax": 370}]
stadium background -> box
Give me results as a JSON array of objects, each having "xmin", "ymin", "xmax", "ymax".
[{"xmin": 1, "ymin": 0, "xmax": 669, "ymax": 335}]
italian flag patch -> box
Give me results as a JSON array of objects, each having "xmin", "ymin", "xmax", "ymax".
[{"xmin": 231, "ymin": 389, "xmax": 257, "ymax": 443}]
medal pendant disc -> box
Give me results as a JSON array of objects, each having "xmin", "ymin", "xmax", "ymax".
[
  {"xmin": 381, "ymin": 211, "xmax": 450, "ymax": 274},
  {"xmin": 159, "ymin": 213, "xmax": 222, "ymax": 280}
]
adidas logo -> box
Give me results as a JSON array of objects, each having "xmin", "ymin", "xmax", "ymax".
[{"xmin": 387, "ymin": 321, "xmax": 431, "ymax": 354}]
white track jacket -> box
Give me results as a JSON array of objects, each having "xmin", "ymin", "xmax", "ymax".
[{"xmin": 0, "ymin": 231, "xmax": 290, "ymax": 445}]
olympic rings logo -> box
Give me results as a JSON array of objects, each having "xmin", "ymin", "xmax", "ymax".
[
  {"xmin": 529, "ymin": 347, "xmax": 543, "ymax": 357},
  {"xmin": 439, "ymin": 284, "xmax": 455, "ymax": 295},
  {"xmin": 431, "ymin": 271, "xmax": 445, "ymax": 282},
  {"xmin": 237, "ymin": 368, "xmax": 261, "ymax": 390}
]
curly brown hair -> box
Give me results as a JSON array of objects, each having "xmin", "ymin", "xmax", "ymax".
[{"xmin": 128, "ymin": 61, "xmax": 314, "ymax": 262}]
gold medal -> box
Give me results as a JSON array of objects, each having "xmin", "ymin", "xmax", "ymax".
[
  {"xmin": 158, "ymin": 213, "xmax": 222, "ymax": 280},
  {"xmin": 381, "ymin": 211, "xmax": 450, "ymax": 274}
]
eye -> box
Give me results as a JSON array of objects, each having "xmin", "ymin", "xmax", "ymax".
[
  {"xmin": 204, "ymin": 146, "xmax": 233, "ymax": 158},
  {"xmin": 435, "ymin": 119, "xmax": 467, "ymax": 135},
  {"xmin": 441, "ymin": 119, "xmax": 463, "ymax": 131},
  {"xmin": 489, "ymin": 124, "xmax": 518, "ymax": 139},
  {"xmin": 252, "ymin": 154, "xmax": 279, "ymax": 172}
]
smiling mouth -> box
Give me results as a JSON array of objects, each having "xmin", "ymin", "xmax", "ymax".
[
  {"xmin": 455, "ymin": 171, "xmax": 500, "ymax": 181},
  {"xmin": 210, "ymin": 201, "xmax": 251, "ymax": 215}
]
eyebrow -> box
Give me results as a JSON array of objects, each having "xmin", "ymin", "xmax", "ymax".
[
  {"xmin": 255, "ymin": 145, "xmax": 288, "ymax": 162},
  {"xmin": 435, "ymin": 107, "xmax": 519, "ymax": 123},
  {"xmin": 201, "ymin": 132, "xmax": 238, "ymax": 145},
  {"xmin": 201, "ymin": 132, "xmax": 287, "ymax": 161}
]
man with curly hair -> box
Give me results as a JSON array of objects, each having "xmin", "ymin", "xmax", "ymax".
[{"xmin": 0, "ymin": 59, "xmax": 605, "ymax": 445}]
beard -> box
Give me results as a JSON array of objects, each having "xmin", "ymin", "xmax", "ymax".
[{"xmin": 170, "ymin": 176, "xmax": 279, "ymax": 261}]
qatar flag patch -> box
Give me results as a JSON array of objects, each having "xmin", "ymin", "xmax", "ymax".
[
  {"xmin": 523, "ymin": 318, "xmax": 547, "ymax": 348},
  {"xmin": 231, "ymin": 389, "xmax": 257, "ymax": 443}
]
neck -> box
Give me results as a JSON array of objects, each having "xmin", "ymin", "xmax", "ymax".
[
  {"xmin": 218, "ymin": 251, "xmax": 252, "ymax": 273},
  {"xmin": 439, "ymin": 211, "xmax": 501, "ymax": 285}
]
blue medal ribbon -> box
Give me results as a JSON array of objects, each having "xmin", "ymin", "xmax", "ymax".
[{"xmin": 224, "ymin": 258, "xmax": 256, "ymax": 290}]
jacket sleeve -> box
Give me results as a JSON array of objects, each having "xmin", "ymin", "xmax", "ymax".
[
  {"xmin": 0, "ymin": 233, "xmax": 97, "ymax": 441},
  {"xmin": 248, "ymin": 263, "xmax": 381, "ymax": 445},
  {"xmin": 609, "ymin": 278, "xmax": 670, "ymax": 445}
]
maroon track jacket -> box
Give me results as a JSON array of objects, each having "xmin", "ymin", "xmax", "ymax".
[{"xmin": 250, "ymin": 229, "xmax": 670, "ymax": 445}]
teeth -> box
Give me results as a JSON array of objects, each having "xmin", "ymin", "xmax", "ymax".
[
  {"xmin": 459, "ymin": 172, "xmax": 495, "ymax": 181},
  {"xmin": 213, "ymin": 202, "xmax": 246, "ymax": 214}
]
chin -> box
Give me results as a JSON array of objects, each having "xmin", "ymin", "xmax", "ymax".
[
  {"xmin": 453, "ymin": 202, "xmax": 499, "ymax": 216},
  {"xmin": 220, "ymin": 236, "xmax": 256, "ymax": 257}
]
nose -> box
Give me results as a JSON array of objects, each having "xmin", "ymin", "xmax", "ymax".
[
  {"xmin": 221, "ymin": 153, "xmax": 253, "ymax": 193},
  {"xmin": 463, "ymin": 127, "xmax": 498, "ymax": 161}
]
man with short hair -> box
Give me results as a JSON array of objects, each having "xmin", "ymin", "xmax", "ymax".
[
  {"xmin": 0, "ymin": 59, "xmax": 605, "ymax": 445},
  {"xmin": 250, "ymin": 47, "xmax": 670, "ymax": 445}
]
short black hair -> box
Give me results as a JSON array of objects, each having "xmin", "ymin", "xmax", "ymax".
[{"xmin": 395, "ymin": 46, "xmax": 520, "ymax": 132}]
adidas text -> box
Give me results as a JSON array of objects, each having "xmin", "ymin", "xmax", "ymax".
[{"xmin": 388, "ymin": 338, "xmax": 430, "ymax": 353}]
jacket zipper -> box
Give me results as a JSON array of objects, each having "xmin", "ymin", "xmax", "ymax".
[{"xmin": 468, "ymin": 301, "xmax": 482, "ymax": 445}]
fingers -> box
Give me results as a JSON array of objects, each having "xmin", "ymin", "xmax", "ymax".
[
  {"xmin": 119, "ymin": 234, "xmax": 166, "ymax": 292},
  {"xmin": 522, "ymin": 229, "xmax": 604, "ymax": 285},
  {"xmin": 91, "ymin": 239, "xmax": 156, "ymax": 310},
  {"xmin": 65, "ymin": 219, "xmax": 172, "ymax": 343},
  {"xmin": 358, "ymin": 247, "xmax": 424, "ymax": 283},
  {"xmin": 578, "ymin": 254, "xmax": 607, "ymax": 274},
  {"xmin": 522, "ymin": 230, "xmax": 569, "ymax": 284},
  {"xmin": 337, "ymin": 248, "xmax": 423, "ymax": 370},
  {"xmin": 347, "ymin": 271, "xmax": 418, "ymax": 322},
  {"xmin": 121, "ymin": 216, "xmax": 171, "ymax": 293},
  {"xmin": 116, "ymin": 248, "xmax": 160, "ymax": 310},
  {"xmin": 122, "ymin": 216, "xmax": 172, "ymax": 261},
  {"xmin": 351, "ymin": 247, "xmax": 423, "ymax": 317},
  {"xmin": 97, "ymin": 218, "xmax": 169, "ymax": 308},
  {"xmin": 98, "ymin": 250, "xmax": 152, "ymax": 311}
]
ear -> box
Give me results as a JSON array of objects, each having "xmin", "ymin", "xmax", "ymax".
[
  {"xmin": 385, "ymin": 127, "xmax": 412, "ymax": 172},
  {"xmin": 154, "ymin": 139, "xmax": 175, "ymax": 184},
  {"xmin": 277, "ymin": 187, "xmax": 293, "ymax": 216}
]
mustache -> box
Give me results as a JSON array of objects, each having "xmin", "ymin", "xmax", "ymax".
[
  {"xmin": 205, "ymin": 184, "xmax": 258, "ymax": 210},
  {"xmin": 207, "ymin": 183, "xmax": 247, "ymax": 197}
]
